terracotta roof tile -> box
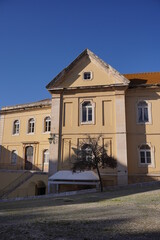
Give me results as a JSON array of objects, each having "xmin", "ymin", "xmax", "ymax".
[{"xmin": 124, "ymin": 72, "xmax": 160, "ymax": 85}]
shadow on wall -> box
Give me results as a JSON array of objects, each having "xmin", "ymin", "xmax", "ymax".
[
  {"xmin": 126, "ymin": 91, "xmax": 160, "ymax": 182},
  {"xmin": 0, "ymin": 145, "xmax": 47, "ymax": 171}
]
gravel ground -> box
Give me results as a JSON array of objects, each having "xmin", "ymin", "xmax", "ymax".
[{"xmin": 0, "ymin": 184, "xmax": 160, "ymax": 239}]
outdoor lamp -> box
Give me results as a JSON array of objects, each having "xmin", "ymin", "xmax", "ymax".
[{"xmin": 48, "ymin": 133, "xmax": 56, "ymax": 144}]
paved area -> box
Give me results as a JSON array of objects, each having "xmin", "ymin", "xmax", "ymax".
[{"xmin": 0, "ymin": 184, "xmax": 160, "ymax": 239}]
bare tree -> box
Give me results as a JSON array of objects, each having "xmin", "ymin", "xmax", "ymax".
[{"xmin": 72, "ymin": 135, "xmax": 117, "ymax": 192}]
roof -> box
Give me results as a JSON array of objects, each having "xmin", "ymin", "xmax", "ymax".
[
  {"xmin": 49, "ymin": 170, "xmax": 99, "ymax": 181},
  {"xmin": 46, "ymin": 48, "xmax": 129, "ymax": 90},
  {"xmin": 124, "ymin": 72, "xmax": 160, "ymax": 86},
  {"xmin": 0, "ymin": 98, "xmax": 51, "ymax": 114}
]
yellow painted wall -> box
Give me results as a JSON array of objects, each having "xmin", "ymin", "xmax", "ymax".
[
  {"xmin": 54, "ymin": 56, "xmax": 122, "ymax": 89},
  {"xmin": 126, "ymin": 88, "xmax": 160, "ymax": 175},
  {"xmin": 0, "ymin": 170, "xmax": 48, "ymax": 198},
  {"xmin": 0, "ymin": 106, "xmax": 51, "ymax": 171}
]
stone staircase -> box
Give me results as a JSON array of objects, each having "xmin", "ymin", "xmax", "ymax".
[{"xmin": 0, "ymin": 171, "xmax": 33, "ymax": 199}]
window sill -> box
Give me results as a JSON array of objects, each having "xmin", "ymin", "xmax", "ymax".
[
  {"xmin": 12, "ymin": 134, "xmax": 20, "ymax": 136},
  {"xmin": 137, "ymin": 122, "xmax": 152, "ymax": 125},
  {"xmin": 138, "ymin": 163, "xmax": 154, "ymax": 168},
  {"xmin": 80, "ymin": 121, "xmax": 94, "ymax": 125}
]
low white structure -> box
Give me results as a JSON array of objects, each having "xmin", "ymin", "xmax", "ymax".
[{"xmin": 48, "ymin": 170, "xmax": 100, "ymax": 193}]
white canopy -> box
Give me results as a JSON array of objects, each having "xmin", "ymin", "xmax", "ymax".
[{"xmin": 49, "ymin": 170, "xmax": 99, "ymax": 182}]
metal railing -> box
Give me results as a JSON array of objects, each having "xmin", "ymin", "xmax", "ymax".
[{"xmin": 0, "ymin": 163, "xmax": 48, "ymax": 172}]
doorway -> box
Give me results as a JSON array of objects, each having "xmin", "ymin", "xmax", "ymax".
[{"xmin": 25, "ymin": 146, "xmax": 33, "ymax": 170}]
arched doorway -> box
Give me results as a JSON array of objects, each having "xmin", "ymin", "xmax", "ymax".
[
  {"xmin": 25, "ymin": 146, "xmax": 33, "ymax": 170},
  {"xmin": 35, "ymin": 181, "xmax": 46, "ymax": 195}
]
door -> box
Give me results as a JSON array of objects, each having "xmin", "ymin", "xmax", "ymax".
[{"xmin": 25, "ymin": 146, "xmax": 33, "ymax": 170}]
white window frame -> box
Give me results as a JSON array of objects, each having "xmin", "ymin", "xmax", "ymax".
[
  {"xmin": 138, "ymin": 143, "xmax": 155, "ymax": 168},
  {"xmin": 44, "ymin": 116, "xmax": 51, "ymax": 133},
  {"xmin": 43, "ymin": 149, "xmax": 49, "ymax": 164},
  {"xmin": 11, "ymin": 150, "xmax": 17, "ymax": 165},
  {"xmin": 13, "ymin": 120, "xmax": 20, "ymax": 135},
  {"xmin": 80, "ymin": 100, "xmax": 95, "ymax": 125},
  {"xmin": 28, "ymin": 118, "xmax": 35, "ymax": 134},
  {"xmin": 136, "ymin": 100, "xmax": 152, "ymax": 124},
  {"xmin": 83, "ymin": 71, "xmax": 93, "ymax": 80}
]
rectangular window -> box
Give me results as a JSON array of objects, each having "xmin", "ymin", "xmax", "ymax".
[
  {"xmin": 137, "ymin": 101, "xmax": 151, "ymax": 124},
  {"xmin": 146, "ymin": 151, "xmax": 151, "ymax": 164},
  {"xmin": 140, "ymin": 151, "xmax": 145, "ymax": 163},
  {"xmin": 83, "ymin": 72, "xmax": 92, "ymax": 80},
  {"xmin": 81, "ymin": 101, "xmax": 94, "ymax": 124},
  {"xmin": 88, "ymin": 108, "xmax": 92, "ymax": 121}
]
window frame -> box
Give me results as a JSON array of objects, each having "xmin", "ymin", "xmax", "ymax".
[
  {"xmin": 80, "ymin": 100, "xmax": 95, "ymax": 125},
  {"xmin": 13, "ymin": 120, "xmax": 20, "ymax": 135},
  {"xmin": 136, "ymin": 100, "xmax": 152, "ymax": 124},
  {"xmin": 44, "ymin": 116, "xmax": 51, "ymax": 133},
  {"xmin": 43, "ymin": 149, "xmax": 49, "ymax": 164},
  {"xmin": 83, "ymin": 71, "xmax": 93, "ymax": 80},
  {"xmin": 28, "ymin": 118, "xmax": 35, "ymax": 134},
  {"xmin": 11, "ymin": 150, "xmax": 18, "ymax": 165},
  {"xmin": 138, "ymin": 143, "xmax": 155, "ymax": 167}
]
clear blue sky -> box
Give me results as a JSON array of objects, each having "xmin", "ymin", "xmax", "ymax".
[{"xmin": 0, "ymin": 0, "xmax": 160, "ymax": 108}]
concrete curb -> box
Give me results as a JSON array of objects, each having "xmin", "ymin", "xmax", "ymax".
[{"xmin": 1, "ymin": 180, "xmax": 160, "ymax": 202}]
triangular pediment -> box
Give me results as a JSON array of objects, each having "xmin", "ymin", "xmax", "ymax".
[{"xmin": 46, "ymin": 49, "xmax": 129, "ymax": 90}]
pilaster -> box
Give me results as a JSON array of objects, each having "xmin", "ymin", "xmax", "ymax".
[
  {"xmin": 115, "ymin": 90, "xmax": 128, "ymax": 185},
  {"xmin": 49, "ymin": 95, "xmax": 61, "ymax": 177}
]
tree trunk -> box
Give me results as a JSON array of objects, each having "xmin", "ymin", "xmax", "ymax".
[{"xmin": 96, "ymin": 164, "xmax": 103, "ymax": 192}]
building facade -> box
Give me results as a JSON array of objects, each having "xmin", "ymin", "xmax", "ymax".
[
  {"xmin": 0, "ymin": 99, "xmax": 51, "ymax": 198},
  {"xmin": 1, "ymin": 49, "xmax": 160, "ymax": 197},
  {"xmin": 46, "ymin": 49, "xmax": 160, "ymax": 188}
]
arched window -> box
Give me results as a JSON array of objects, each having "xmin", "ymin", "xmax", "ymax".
[
  {"xmin": 43, "ymin": 149, "xmax": 49, "ymax": 172},
  {"xmin": 44, "ymin": 117, "xmax": 51, "ymax": 132},
  {"xmin": 28, "ymin": 118, "xmax": 35, "ymax": 133},
  {"xmin": 139, "ymin": 144, "xmax": 151, "ymax": 164},
  {"xmin": 43, "ymin": 149, "xmax": 49, "ymax": 164},
  {"xmin": 137, "ymin": 101, "xmax": 149, "ymax": 123},
  {"xmin": 11, "ymin": 150, "xmax": 17, "ymax": 164},
  {"xmin": 81, "ymin": 100, "xmax": 95, "ymax": 124},
  {"xmin": 13, "ymin": 120, "xmax": 20, "ymax": 135}
]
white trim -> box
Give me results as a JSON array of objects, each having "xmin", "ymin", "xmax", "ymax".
[
  {"xmin": 138, "ymin": 143, "xmax": 155, "ymax": 168},
  {"xmin": 80, "ymin": 100, "xmax": 95, "ymax": 125},
  {"xmin": 27, "ymin": 117, "xmax": 36, "ymax": 134},
  {"xmin": 12, "ymin": 119, "xmax": 20, "ymax": 136},
  {"xmin": 43, "ymin": 116, "xmax": 51, "ymax": 133},
  {"xmin": 136, "ymin": 100, "xmax": 152, "ymax": 125}
]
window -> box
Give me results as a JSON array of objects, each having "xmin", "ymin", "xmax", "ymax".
[
  {"xmin": 43, "ymin": 149, "xmax": 49, "ymax": 172},
  {"xmin": 11, "ymin": 150, "xmax": 17, "ymax": 164},
  {"xmin": 83, "ymin": 71, "xmax": 92, "ymax": 80},
  {"xmin": 81, "ymin": 143, "xmax": 94, "ymax": 162},
  {"xmin": 81, "ymin": 101, "xmax": 95, "ymax": 124},
  {"xmin": 137, "ymin": 101, "xmax": 150, "ymax": 123},
  {"xmin": 139, "ymin": 144, "xmax": 151, "ymax": 164},
  {"xmin": 13, "ymin": 120, "xmax": 20, "ymax": 135},
  {"xmin": 43, "ymin": 149, "xmax": 49, "ymax": 164},
  {"xmin": 44, "ymin": 116, "xmax": 51, "ymax": 132},
  {"xmin": 28, "ymin": 118, "xmax": 35, "ymax": 133}
]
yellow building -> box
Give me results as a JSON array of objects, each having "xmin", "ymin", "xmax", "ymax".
[
  {"xmin": 1, "ymin": 49, "xmax": 160, "ymax": 198},
  {"xmin": 0, "ymin": 99, "xmax": 51, "ymax": 198}
]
